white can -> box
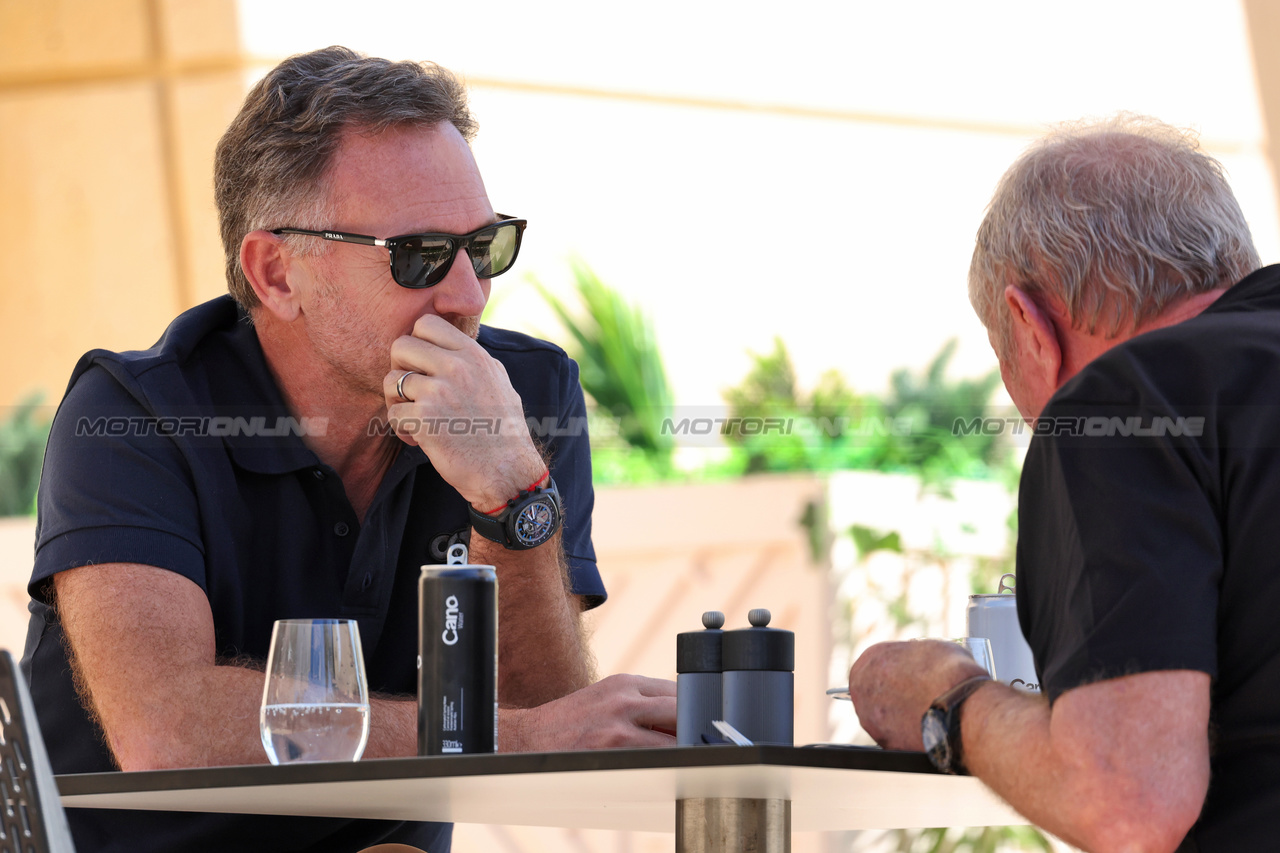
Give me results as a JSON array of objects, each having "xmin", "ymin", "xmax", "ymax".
[{"xmin": 966, "ymin": 574, "xmax": 1040, "ymax": 692}]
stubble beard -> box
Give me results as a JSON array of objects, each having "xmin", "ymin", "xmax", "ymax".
[
  {"xmin": 309, "ymin": 264, "xmax": 483, "ymax": 404},
  {"xmin": 449, "ymin": 314, "xmax": 481, "ymax": 339}
]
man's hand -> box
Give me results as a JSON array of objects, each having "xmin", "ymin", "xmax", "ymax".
[
  {"xmin": 848, "ymin": 639, "xmax": 990, "ymax": 750},
  {"xmin": 384, "ymin": 314, "xmax": 545, "ymax": 510},
  {"xmin": 502, "ymin": 674, "xmax": 677, "ymax": 752}
]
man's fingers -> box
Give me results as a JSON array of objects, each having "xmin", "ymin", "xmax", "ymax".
[
  {"xmin": 631, "ymin": 675, "xmax": 677, "ymax": 697},
  {"xmin": 389, "ymin": 335, "xmax": 451, "ymax": 379},
  {"xmin": 384, "ymin": 370, "xmax": 433, "ymax": 403},
  {"xmin": 628, "ymin": 727, "xmax": 678, "ymax": 747},
  {"xmin": 632, "ymin": 695, "xmax": 677, "ymax": 731}
]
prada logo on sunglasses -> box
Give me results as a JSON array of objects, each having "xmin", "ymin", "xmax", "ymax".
[{"xmin": 272, "ymin": 216, "xmax": 527, "ymax": 289}]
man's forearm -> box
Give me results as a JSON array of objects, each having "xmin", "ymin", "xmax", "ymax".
[
  {"xmin": 961, "ymin": 675, "xmax": 1209, "ymax": 853},
  {"xmin": 470, "ymin": 532, "xmax": 595, "ymax": 707},
  {"xmin": 104, "ymin": 664, "xmax": 420, "ymax": 769}
]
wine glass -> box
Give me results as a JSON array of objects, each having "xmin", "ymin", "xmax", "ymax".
[
  {"xmin": 260, "ymin": 619, "xmax": 371, "ymax": 764},
  {"xmin": 951, "ymin": 637, "xmax": 998, "ymax": 680}
]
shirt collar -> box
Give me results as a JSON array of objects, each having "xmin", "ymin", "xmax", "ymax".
[{"xmin": 209, "ymin": 303, "xmax": 437, "ymax": 483}]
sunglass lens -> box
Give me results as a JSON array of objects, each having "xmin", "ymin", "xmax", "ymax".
[
  {"xmin": 395, "ymin": 236, "xmax": 454, "ymax": 287},
  {"xmin": 471, "ymin": 224, "xmax": 520, "ymax": 279}
]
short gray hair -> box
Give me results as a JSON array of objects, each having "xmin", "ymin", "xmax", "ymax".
[
  {"xmin": 968, "ymin": 114, "xmax": 1260, "ymax": 360},
  {"xmin": 214, "ymin": 46, "xmax": 477, "ymax": 310}
]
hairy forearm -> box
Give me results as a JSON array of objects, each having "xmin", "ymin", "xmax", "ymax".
[
  {"xmin": 961, "ymin": 685, "xmax": 1092, "ymax": 848},
  {"xmin": 962, "ymin": 680, "xmax": 1207, "ymax": 853},
  {"xmin": 471, "ymin": 532, "xmax": 595, "ymax": 707},
  {"xmin": 97, "ymin": 662, "xmax": 268, "ymax": 771},
  {"xmin": 100, "ymin": 663, "xmax": 421, "ymax": 770}
]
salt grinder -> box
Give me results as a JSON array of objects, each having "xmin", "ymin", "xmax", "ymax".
[
  {"xmin": 676, "ymin": 611, "xmax": 725, "ymax": 746},
  {"xmin": 721, "ymin": 608, "xmax": 794, "ymax": 745}
]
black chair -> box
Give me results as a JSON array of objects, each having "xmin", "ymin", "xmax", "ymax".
[{"xmin": 0, "ymin": 649, "xmax": 75, "ymax": 853}]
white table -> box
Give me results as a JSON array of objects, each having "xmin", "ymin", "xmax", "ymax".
[{"xmin": 58, "ymin": 745, "xmax": 1026, "ymax": 851}]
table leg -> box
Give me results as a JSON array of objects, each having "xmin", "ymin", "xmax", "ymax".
[{"xmin": 675, "ymin": 797, "xmax": 790, "ymax": 852}]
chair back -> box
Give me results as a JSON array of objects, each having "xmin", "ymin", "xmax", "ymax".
[{"xmin": 0, "ymin": 649, "xmax": 76, "ymax": 853}]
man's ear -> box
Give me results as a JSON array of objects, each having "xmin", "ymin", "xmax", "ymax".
[
  {"xmin": 240, "ymin": 231, "xmax": 301, "ymax": 322},
  {"xmin": 1004, "ymin": 285, "xmax": 1063, "ymax": 385}
]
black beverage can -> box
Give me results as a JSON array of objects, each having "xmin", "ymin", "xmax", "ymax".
[{"xmin": 418, "ymin": 544, "xmax": 498, "ymax": 755}]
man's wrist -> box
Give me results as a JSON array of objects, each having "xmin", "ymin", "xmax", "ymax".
[
  {"xmin": 469, "ymin": 475, "xmax": 562, "ymax": 550},
  {"xmin": 922, "ymin": 675, "xmax": 991, "ymax": 775},
  {"xmin": 465, "ymin": 452, "xmax": 549, "ymax": 512},
  {"xmin": 476, "ymin": 470, "xmax": 551, "ymax": 516}
]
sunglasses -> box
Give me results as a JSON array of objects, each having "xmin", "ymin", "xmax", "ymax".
[{"xmin": 272, "ymin": 216, "xmax": 527, "ymax": 289}]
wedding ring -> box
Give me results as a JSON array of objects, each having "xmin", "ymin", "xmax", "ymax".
[{"xmin": 396, "ymin": 370, "xmax": 419, "ymax": 401}]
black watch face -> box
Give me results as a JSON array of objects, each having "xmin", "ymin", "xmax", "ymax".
[{"xmin": 512, "ymin": 497, "xmax": 557, "ymax": 547}]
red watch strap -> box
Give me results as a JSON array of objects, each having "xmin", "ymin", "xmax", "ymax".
[{"xmin": 478, "ymin": 470, "xmax": 551, "ymax": 516}]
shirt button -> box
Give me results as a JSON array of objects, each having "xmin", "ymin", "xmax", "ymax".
[
  {"xmin": 312, "ymin": 468, "xmax": 325, "ymax": 480},
  {"xmin": 334, "ymin": 522, "xmax": 350, "ymax": 537}
]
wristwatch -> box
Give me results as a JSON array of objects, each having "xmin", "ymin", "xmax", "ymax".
[
  {"xmin": 468, "ymin": 477, "xmax": 562, "ymax": 550},
  {"xmin": 921, "ymin": 675, "xmax": 991, "ymax": 775}
]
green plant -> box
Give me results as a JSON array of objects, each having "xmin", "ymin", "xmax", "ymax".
[
  {"xmin": 720, "ymin": 338, "xmax": 893, "ymax": 474},
  {"xmin": 532, "ymin": 260, "xmax": 675, "ymax": 478},
  {"xmin": 849, "ymin": 524, "xmax": 904, "ymax": 562},
  {"xmin": 884, "ymin": 825, "xmax": 1054, "ymax": 853},
  {"xmin": 719, "ymin": 337, "xmax": 1009, "ymax": 485},
  {"xmin": 0, "ymin": 393, "xmax": 53, "ymax": 516},
  {"xmin": 877, "ymin": 339, "xmax": 1005, "ymax": 489}
]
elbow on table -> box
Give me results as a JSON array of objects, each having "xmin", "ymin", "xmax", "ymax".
[
  {"xmin": 108, "ymin": 723, "xmax": 210, "ymax": 772},
  {"xmin": 111, "ymin": 738, "xmax": 184, "ymax": 772}
]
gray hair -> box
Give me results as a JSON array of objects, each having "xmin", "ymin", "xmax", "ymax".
[
  {"xmin": 214, "ymin": 46, "xmax": 478, "ymax": 310},
  {"xmin": 968, "ymin": 114, "xmax": 1260, "ymax": 361}
]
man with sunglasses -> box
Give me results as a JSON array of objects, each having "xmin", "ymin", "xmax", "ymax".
[
  {"xmin": 849, "ymin": 116, "xmax": 1280, "ymax": 851},
  {"xmin": 23, "ymin": 47, "xmax": 675, "ymax": 853}
]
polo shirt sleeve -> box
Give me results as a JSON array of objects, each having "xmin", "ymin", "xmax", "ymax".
[
  {"xmin": 31, "ymin": 364, "xmax": 207, "ymax": 600},
  {"xmin": 545, "ymin": 356, "xmax": 605, "ymax": 608},
  {"xmin": 1016, "ymin": 355, "xmax": 1222, "ymax": 703}
]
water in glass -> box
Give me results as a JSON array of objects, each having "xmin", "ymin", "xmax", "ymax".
[{"xmin": 260, "ymin": 618, "xmax": 371, "ymax": 764}]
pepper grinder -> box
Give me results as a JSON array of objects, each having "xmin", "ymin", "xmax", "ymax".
[
  {"xmin": 676, "ymin": 610, "xmax": 725, "ymax": 746},
  {"xmin": 721, "ymin": 608, "xmax": 794, "ymax": 745}
]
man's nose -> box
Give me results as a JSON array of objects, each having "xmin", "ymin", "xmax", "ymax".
[{"xmin": 431, "ymin": 249, "xmax": 488, "ymax": 316}]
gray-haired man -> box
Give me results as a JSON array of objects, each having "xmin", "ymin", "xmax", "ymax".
[{"xmin": 850, "ymin": 116, "xmax": 1277, "ymax": 852}]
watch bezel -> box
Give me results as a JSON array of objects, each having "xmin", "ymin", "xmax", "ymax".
[{"xmin": 922, "ymin": 708, "xmax": 952, "ymax": 771}]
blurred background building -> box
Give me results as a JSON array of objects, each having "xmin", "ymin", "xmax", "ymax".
[{"xmin": 5, "ymin": 0, "xmax": 1280, "ymax": 413}]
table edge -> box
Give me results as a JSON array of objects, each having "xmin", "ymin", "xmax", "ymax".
[{"xmin": 58, "ymin": 745, "xmax": 938, "ymax": 797}]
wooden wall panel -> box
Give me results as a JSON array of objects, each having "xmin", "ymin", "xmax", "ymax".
[
  {"xmin": 0, "ymin": 0, "xmax": 151, "ymax": 78},
  {"xmin": 0, "ymin": 82, "xmax": 180, "ymax": 403},
  {"xmin": 0, "ymin": 0, "xmax": 243, "ymax": 407}
]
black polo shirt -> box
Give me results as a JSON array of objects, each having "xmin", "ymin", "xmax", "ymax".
[
  {"xmin": 1016, "ymin": 265, "xmax": 1280, "ymax": 850},
  {"xmin": 23, "ymin": 295, "xmax": 602, "ymax": 853}
]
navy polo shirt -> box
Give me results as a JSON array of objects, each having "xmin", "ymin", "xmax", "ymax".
[{"xmin": 23, "ymin": 295, "xmax": 602, "ymax": 853}]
